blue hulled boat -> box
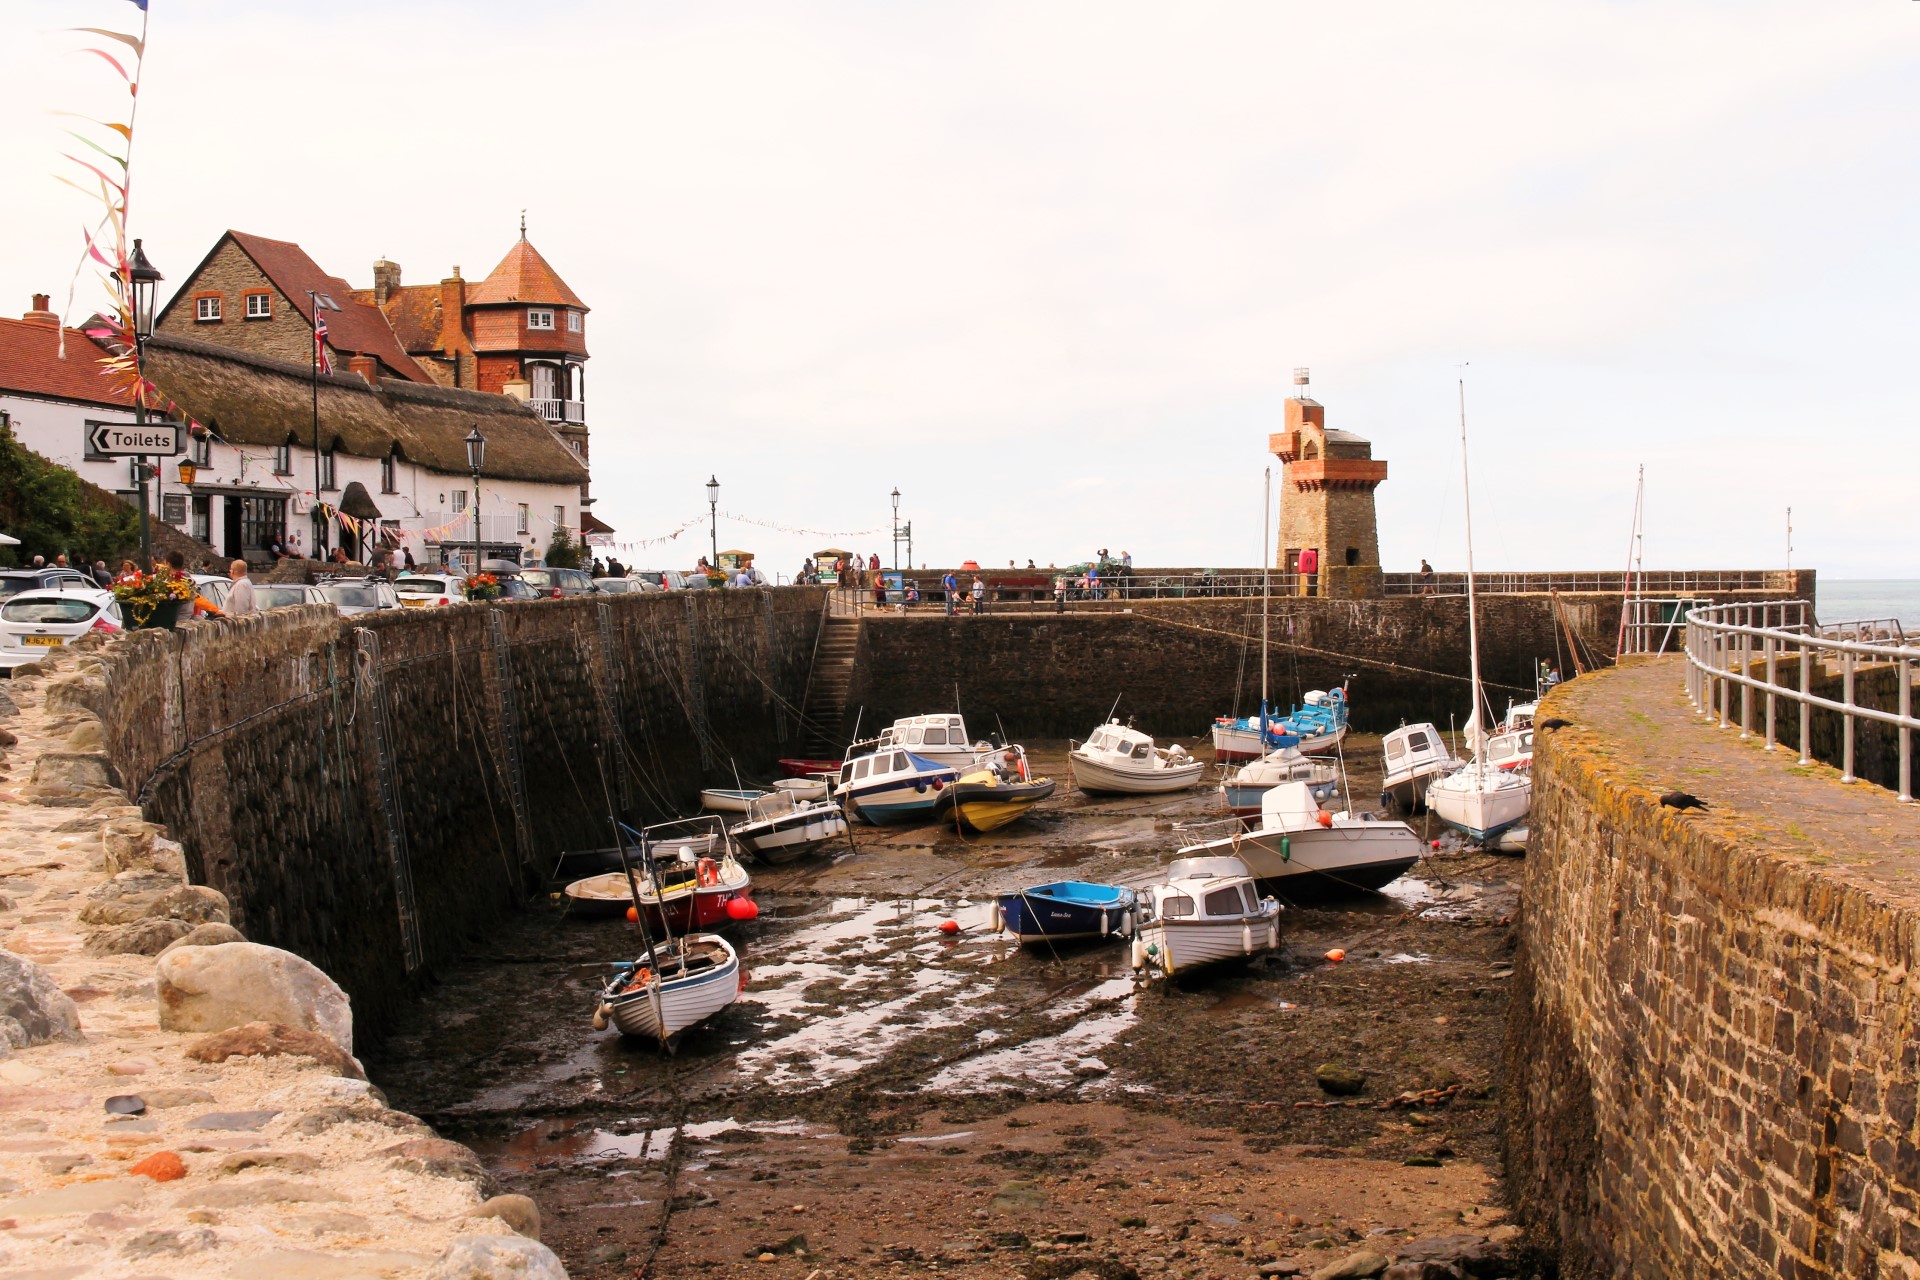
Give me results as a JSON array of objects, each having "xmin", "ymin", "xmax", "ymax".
[
  {"xmin": 837, "ymin": 748, "xmax": 961, "ymax": 826},
  {"xmin": 992, "ymin": 881, "xmax": 1138, "ymax": 944},
  {"xmin": 1210, "ymin": 687, "xmax": 1350, "ymax": 761}
]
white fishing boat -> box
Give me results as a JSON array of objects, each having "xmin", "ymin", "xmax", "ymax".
[
  {"xmin": 837, "ymin": 749, "xmax": 961, "ymax": 825},
  {"xmin": 1484, "ymin": 726, "xmax": 1534, "ymax": 772},
  {"xmin": 700, "ymin": 787, "xmax": 769, "ymax": 814},
  {"xmin": 1132, "ymin": 855, "xmax": 1280, "ymax": 977},
  {"xmin": 1219, "ymin": 746, "xmax": 1339, "ymax": 817},
  {"xmin": 729, "ymin": 792, "xmax": 849, "ymax": 863},
  {"xmin": 865, "ymin": 713, "xmax": 1002, "ymax": 772},
  {"xmin": 1425, "ymin": 374, "xmax": 1533, "ymax": 845},
  {"xmin": 1499, "ymin": 700, "xmax": 1537, "ymax": 733},
  {"xmin": 593, "ymin": 935, "xmax": 741, "ymax": 1041},
  {"xmin": 772, "ymin": 776, "xmax": 830, "ymax": 803},
  {"xmin": 1181, "ymin": 781, "xmax": 1426, "ymax": 893},
  {"xmin": 1381, "ymin": 723, "xmax": 1463, "ymax": 812},
  {"xmin": 1070, "ymin": 721, "xmax": 1205, "ymax": 795}
]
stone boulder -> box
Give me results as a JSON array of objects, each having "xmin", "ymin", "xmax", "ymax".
[
  {"xmin": 155, "ymin": 943, "xmax": 353, "ymax": 1056},
  {"xmin": 103, "ymin": 818, "xmax": 185, "ymax": 876},
  {"xmin": 1314, "ymin": 1063, "xmax": 1367, "ymax": 1096},
  {"xmin": 26, "ymin": 750, "xmax": 119, "ymax": 801},
  {"xmin": 469, "ymin": 1193, "xmax": 542, "ymax": 1240},
  {"xmin": 158, "ymin": 922, "xmax": 246, "ymax": 955},
  {"xmin": 80, "ymin": 870, "xmax": 184, "ymax": 925},
  {"xmin": 1311, "ymin": 1251, "xmax": 1389, "ymax": 1280},
  {"xmin": 381, "ymin": 1137, "xmax": 490, "ymax": 1189},
  {"xmin": 0, "ymin": 685, "xmax": 19, "ymax": 717},
  {"xmin": 184, "ymin": 1021, "xmax": 363, "ymax": 1080},
  {"xmin": 85, "ymin": 917, "xmax": 195, "ymax": 957},
  {"xmin": 1391, "ymin": 1234, "xmax": 1509, "ymax": 1278},
  {"xmin": 426, "ymin": 1234, "xmax": 567, "ymax": 1280},
  {"xmin": 0, "ymin": 952, "xmax": 83, "ymax": 1054}
]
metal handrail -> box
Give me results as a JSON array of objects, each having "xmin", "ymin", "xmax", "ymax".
[{"xmin": 1683, "ymin": 599, "xmax": 1917, "ymax": 802}]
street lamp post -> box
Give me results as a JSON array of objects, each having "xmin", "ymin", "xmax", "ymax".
[
  {"xmin": 307, "ymin": 290, "xmax": 340, "ymax": 557},
  {"xmin": 126, "ymin": 240, "xmax": 163, "ymax": 565},
  {"xmin": 890, "ymin": 487, "xmax": 901, "ymax": 572},
  {"xmin": 465, "ymin": 426, "xmax": 486, "ymax": 577},
  {"xmin": 706, "ymin": 475, "xmax": 720, "ymax": 568}
]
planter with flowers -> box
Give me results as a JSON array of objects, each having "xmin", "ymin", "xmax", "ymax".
[
  {"xmin": 111, "ymin": 568, "xmax": 194, "ymax": 630},
  {"xmin": 462, "ymin": 572, "xmax": 501, "ymax": 602}
]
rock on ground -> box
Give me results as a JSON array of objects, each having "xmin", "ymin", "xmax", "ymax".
[
  {"xmin": 470, "ymin": 1193, "xmax": 542, "ymax": 1240},
  {"xmin": 155, "ymin": 941, "xmax": 353, "ymax": 1054},
  {"xmin": 1312, "ymin": 1250, "xmax": 1391, "ymax": 1279},
  {"xmin": 0, "ymin": 951, "xmax": 83, "ymax": 1053},
  {"xmin": 158, "ymin": 920, "xmax": 246, "ymax": 954},
  {"xmin": 184, "ymin": 1020, "xmax": 363, "ymax": 1078},
  {"xmin": 1315, "ymin": 1062, "xmax": 1368, "ymax": 1096},
  {"xmin": 426, "ymin": 1233, "xmax": 568, "ymax": 1279}
]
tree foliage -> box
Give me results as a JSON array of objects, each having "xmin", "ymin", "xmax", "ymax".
[
  {"xmin": 543, "ymin": 526, "xmax": 585, "ymax": 569},
  {"xmin": 0, "ymin": 416, "xmax": 139, "ymax": 567}
]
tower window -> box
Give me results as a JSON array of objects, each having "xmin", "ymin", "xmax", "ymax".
[
  {"xmin": 527, "ymin": 309, "xmax": 555, "ymax": 330},
  {"xmin": 567, "ymin": 311, "xmax": 581, "ymax": 333}
]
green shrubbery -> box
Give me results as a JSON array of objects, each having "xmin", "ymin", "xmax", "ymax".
[
  {"xmin": 544, "ymin": 526, "xmax": 585, "ymax": 569},
  {"xmin": 0, "ymin": 416, "xmax": 139, "ymax": 567}
]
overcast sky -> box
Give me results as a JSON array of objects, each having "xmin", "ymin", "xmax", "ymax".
[{"xmin": 3, "ymin": 1, "xmax": 1915, "ymax": 577}]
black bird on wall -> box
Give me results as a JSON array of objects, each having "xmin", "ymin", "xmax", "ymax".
[
  {"xmin": 1538, "ymin": 717, "xmax": 1571, "ymax": 732},
  {"xmin": 1660, "ymin": 791, "xmax": 1709, "ymax": 812}
]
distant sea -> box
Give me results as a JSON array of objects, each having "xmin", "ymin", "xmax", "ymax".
[{"xmin": 1816, "ymin": 580, "xmax": 1920, "ymax": 629}]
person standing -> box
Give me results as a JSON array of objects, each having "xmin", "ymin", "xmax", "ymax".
[
  {"xmin": 970, "ymin": 575, "xmax": 986, "ymax": 615},
  {"xmin": 91, "ymin": 560, "xmax": 112, "ymax": 588},
  {"xmin": 1419, "ymin": 558, "xmax": 1435, "ymax": 595},
  {"xmin": 225, "ymin": 559, "xmax": 257, "ymax": 616},
  {"xmin": 1054, "ymin": 575, "xmax": 1067, "ymax": 612},
  {"xmin": 403, "ymin": 546, "xmax": 418, "ymax": 572},
  {"xmin": 942, "ymin": 569, "xmax": 959, "ymax": 616}
]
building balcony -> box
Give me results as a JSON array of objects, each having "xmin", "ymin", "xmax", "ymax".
[{"xmin": 531, "ymin": 399, "xmax": 585, "ymax": 424}]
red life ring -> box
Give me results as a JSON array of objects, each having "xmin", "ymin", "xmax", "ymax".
[{"xmin": 696, "ymin": 858, "xmax": 720, "ymax": 888}]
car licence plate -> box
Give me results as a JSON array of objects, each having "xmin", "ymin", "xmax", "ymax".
[
  {"xmin": 400, "ymin": 597, "xmax": 428, "ymax": 607},
  {"xmin": 21, "ymin": 636, "xmax": 63, "ymax": 647}
]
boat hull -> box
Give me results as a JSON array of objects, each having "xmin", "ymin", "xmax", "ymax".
[
  {"xmin": 996, "ymin": 882, "xmax": 1135, "ymax": 943},
  {"xmin": 700, "ymin": 788, "xmax": 768, "ymax": 814},
  {"xmin": 1140, "ymin": 908, "xmax": 1280, "ymax": 976},
  {"xmin": 771, "ymin": 777, "xmax": 830, "ymax": 802},
  {"xmin": 779, "ymin": 758, "xmax": 841, "ymax": 779},
  {"xmin": 1383, "ymin": 761, "xmax": 1459, "ymax": 812},
  {"xmin": 952, "ymin": 777, "xmax": 1057, "ymax": 832},
  {"xmin": 1225, "ymin": 825, "xmax": 1425, "ymax": 894},
  {"xmin": 600, "ymin": 939, "xmax": 741, "ymax": 1042},
  {"xmin": 732, "ymin": 806, "xmax": 848, "ymax": 863},
  {"xmin": 1427, "ymin": 771, "xmax": 1532, "ymax": 843},
  {"xmin": 1070, "ymin": 753, "xmax": 1204, "ymax": 795}
]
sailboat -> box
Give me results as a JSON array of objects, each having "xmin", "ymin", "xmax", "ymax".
[
  {"xmin": 1425, "ymin": 375, "xmax": 1532, "ymax": 844},
  {"xmin": 1210, "ymin": 469, "xmax": 1351, "ymax": 762}
]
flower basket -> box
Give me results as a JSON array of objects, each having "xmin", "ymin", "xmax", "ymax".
[
  {"xmin": 462, "ymin": 572, "xmax": 502, "ymax": 602},
  {"xmin": 111, "ymin": 569, "xmax": 194, "ymax": 629}
]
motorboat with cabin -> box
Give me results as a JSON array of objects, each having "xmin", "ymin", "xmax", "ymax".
[
  {"xmin": 1131, "ymin": 855, "xmax": 1281, "ymax": 977},
  {"xmin": 1070, "ymin": 720, "xmax": 1205, "ymax": 795},
  {"xmin": 860, "ymin": 713, "xmax": 1004, "ymax": 773},
  {"xmin": 1381, "ymin": 723, "xmax": 1462, "ymax": 812},
  {"xmin": 1181, "ymin": 781, "xmax": 1426, "ymax": 894},
  {"xmin": 1211, "ymin": 687, "xmax": 1351, "ymax": 761},
  {"xmin": 837, "ymin": 749, "xmax": 961, "ymax": 825},
  {"xmin": 729, "ymin": 791, "xmax": 850, "ymax": 863},
  {"xmin": 1220, "ymin": 745, "xmax": 1339, "ymax": 817},
  {"xmin": 993, "ymin": 881, "xmax": 1136, "ymax": 945}
]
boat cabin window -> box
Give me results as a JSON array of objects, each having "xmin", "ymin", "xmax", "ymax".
[
  {"xmin": 1239, "ymin": 884, "xmax": 1259, "ymax": 913},
  {"xmin": 905, "ymin": 728, "xmax": 923, "ymax": 745},
  {"xmin": 1161, "ymin": 892, "xmax": 1194, "ymax": 918},
  {"xmin": 1204, "ymin": 887, "xmax": 1244, "ymax": 917},
  {"xmin": 1088, "ymin": 731, "xmax": 1110, "ymax": 751},
  {"xmin": 840, "ymin": 761, "xmax": 854, "ymax": 783},
  {"xmin": 1385, "ymin": 739, "xmax": 1406, "ymax": 760},
  {"xmin": 948, "ymin": 717, "xmax": 963, "ymax": 732},
  {"xmin": 853, "ymin": 758, "xmax": 871, "ymax": 780},
  {"xmin": 893, "ymin": 752, "xmax": 910, "ymax": 771},
  {"xmin": 1131, "ymin": 742, "xmax": 1151, "ymax": 760},
  {"xmin": 1407, "ymin": 731, "xmax": 1431, "ymax": 752},
  {"xmin": 923, "ymin": 727, "xmax": 948, "ymax": 745}
]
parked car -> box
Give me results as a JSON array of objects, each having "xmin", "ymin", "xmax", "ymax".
[
  {"xmin": 394, "ymin": 574, "xmax": 466, "ymax": 607},
  {"xmin": 518, "ymin": 567, "xmax": 598, "ymax": 598},
  {"xmin": 0, "ymin": 569, "xmax": 98, "ymax": 598},
  {"xmin": 497, "ymin": 576, "xmax": 541, "ymax": 602},
  {"xmin": 0, "ymin": 589, "xmax": 120, "ymax": 670},
  {"xmin": 592, "ymin": 577, "xmax": 649, "ymax": 594},
  {"xmin": 252, "ymin": 584, "xmax": 330, "ymax": 611},
  {"xmin": 633, "ymin": 570, "xmax": 707, "ymax": 591},
  {"xmin": 189, "ymin": 575, "xmax": 232, "ymax": 611},
  {"xmin": 317, "ymin": 577, "xmax": 402, "ymax": 617}
]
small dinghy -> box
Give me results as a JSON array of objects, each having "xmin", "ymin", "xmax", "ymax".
[
  {"xmin": 1132, "ymin": 855, "xmax": 1280, "ymax": 978},
  {"xmin": 730, "ymin": 792, "xmax": 849, "ymax": 864},
  {"xmin": 993, "ymin": 881, "xmax": 1136, "ymax": 945},
  {"xmin": 779, "ymin": 757, "xmax": 842, "ymax": 779},
  {"xmin": 948, "ymin": 767, "xmax": 1056, "ymax": 833},
  {"xmin": 593, "ymin": 935, "xmax": 742, "ymax": 1043},
  {"xmin": 772, "ymin": 776, "xmax": 830, "ymax": 803},
  {"xmin": 701, "ymin": 787, "xmax": 770, "ymax": 814}
]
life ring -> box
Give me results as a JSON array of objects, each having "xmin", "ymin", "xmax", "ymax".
[
  {"xmin": 696, "ymin": 858, "xmax": 719, "ymax": 888},
  {"xmin": 622, "ymin": 967, "xmax": 653, "ymax": 993}
]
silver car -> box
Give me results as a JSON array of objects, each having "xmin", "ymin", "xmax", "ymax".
[
  {"xmin": 252, "ymin": 584, "xmax": 330, "ymax": 611},
  {"xmin": 318, "ymin": 578, "xmax": 402, "ymax": 617}
]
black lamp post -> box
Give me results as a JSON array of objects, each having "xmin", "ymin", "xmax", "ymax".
[
  {"xmin": 465, "ymin": 426, "xmax": 486, "ymax": 576},
  {"xmin": 307, "ymin": 289, "xmax": 340, "ymax": 555},
  {"xmin": 706, "ymin": 475, "xmax": 720, "ymax": 568},
  {"xmin": 126, "ymin": 239, "xmax": 163, "ymax": 564},
  {"xmin": 890, "ymin": 487, "xmax": 901, "ymax": 571}
]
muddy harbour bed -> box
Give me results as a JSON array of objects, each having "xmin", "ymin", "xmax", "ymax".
[{"xmin": 368, "ymin": 738, "xmax": 1537, "ymax": 1279}]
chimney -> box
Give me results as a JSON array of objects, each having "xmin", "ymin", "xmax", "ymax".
[
  {"xmin": 439, "ymin": 270, "xmax": 467, "ymax": 374},
  {"xmin": 372, "ymin": 259, "xmax": 401, "ymax": 306},
  {"xmin": 500, "ymin": 376, "xmax": 530, "ymax": 402},
  {"xmin": 347, "ymin": 354, "xmax": 380, "ymax": 385},
  {"xmin": 21, "ymin": 294, "xmax": 58, "ymax": 326}
]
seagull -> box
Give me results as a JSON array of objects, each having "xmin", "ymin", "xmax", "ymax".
[
  {"xmin": 1538, "ymin": 717, "xmax": 1571, "ymax": 732},
  {"xmin": 1660, "ymin": 791, "xmax": 1709, "ymax": 812}
]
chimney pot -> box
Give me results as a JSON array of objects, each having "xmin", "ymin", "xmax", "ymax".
[
  {"xmin": 347, "ymin": 354, "xmax": 381, "ymax": 385},
  {"xmin": 22, "ymin": 294, "xmax": 58, "ymax": 326}
]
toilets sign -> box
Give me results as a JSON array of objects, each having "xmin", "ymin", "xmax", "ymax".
[{"xmin": 85, "ymin": 420, "xmax": 182, "ymax": 457}]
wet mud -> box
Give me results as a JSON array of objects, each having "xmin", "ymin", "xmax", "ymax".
[{"xmin": 369, "ymin": 738, "xmax": 1533, "ymax": 1278}]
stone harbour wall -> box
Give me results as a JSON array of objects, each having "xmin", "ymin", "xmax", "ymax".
[
  {"xmin": 848, "ymin": 592, "xmax": 1789, "ymax": 742},
  {"xmin": 62, "ymin": 588, "xmax": 825, "ymax": 1043},
  {"xmin": 1505, "ymin": 661, "xmax": 1920, "ymax": 1278}
]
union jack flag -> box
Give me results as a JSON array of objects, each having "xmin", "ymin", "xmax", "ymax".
[{"xmin": 314, "ymin": 311, "xmax": 332, "ymax": 375}]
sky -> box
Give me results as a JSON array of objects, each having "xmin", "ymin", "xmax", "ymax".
[{"xmin": 2, "ymin": 0, "xmax": 1916, "ymax": 578}]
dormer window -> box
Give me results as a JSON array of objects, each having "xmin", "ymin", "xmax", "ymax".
[
  {"xmin": 195, "ymin": 295, "xmax": 222, "ymax": 323},
  {"xmin": 527, "ymin": 309, "xmax": 555, "ymax": 330},
  {"xmin": 380, "ymin": 451, "xmax": 398, "ymax": 494},
  {"xmin": 566, "ymin": 311, "xmax": 581, "ymax": 333}
]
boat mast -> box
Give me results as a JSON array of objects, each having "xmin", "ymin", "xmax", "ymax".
[
  {"xmin": 1260, "ymin": 466, "xmax": 1271, "ymax": 738},
  {"xmin": 1457, "ymin": 374, "xmax": 1485, "ymax": 765},
  {"xmin": 1615, "ymin": 464, "xmax": 1644, "ymax": 655}
]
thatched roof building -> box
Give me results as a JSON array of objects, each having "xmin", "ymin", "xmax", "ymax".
[{"xmin": 143, "ymin": 333, "xmax": 587, "ymax": 485}]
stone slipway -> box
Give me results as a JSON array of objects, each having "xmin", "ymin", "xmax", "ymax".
[{"xmin": 0, "ymin": 645, "xmax": 564, "ymax": 1279}]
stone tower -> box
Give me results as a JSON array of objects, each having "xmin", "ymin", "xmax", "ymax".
[{"xmin": 1268, "ymin": 370, "xmax": 1387, "ymax": 591}]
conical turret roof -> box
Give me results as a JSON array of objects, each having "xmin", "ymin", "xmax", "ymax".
[{"xmin": 467, "ymin": 236, "xmax": 585, "ymax": 310}]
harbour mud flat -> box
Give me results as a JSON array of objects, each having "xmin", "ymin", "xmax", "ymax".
[{"xmin": 371, "ymin": 739, "xmax": 1539, "ymax": 1278}]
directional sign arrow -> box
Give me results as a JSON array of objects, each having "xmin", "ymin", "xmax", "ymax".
[{"xmin": 86, "ymin": 421, "xmax": 183, "ymax": 457}]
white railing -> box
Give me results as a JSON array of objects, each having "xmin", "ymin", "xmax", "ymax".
[
  {"xmin": 530, "ymin": 399, "xmax": 586, "ymax": 424},
  {"xmin": 1684, "ymin": 599, "xmax": 1918, "ymax": 801},
  {"xmin": 1384, "ymin": 569, "xmax": 1795, "ymax": 595}
]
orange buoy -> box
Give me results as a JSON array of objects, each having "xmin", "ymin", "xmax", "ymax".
[
  {"xmin": 625, "ymin": 906, "xmax": 639, "ymax": 923},
  {"xmin": 938, "ymin": 919, "xmax": 960, "ymax": 935},
  {"xmin": 1314, "ymin": 811, "xmax": 1333, "ymax": 828},
  {"xmin": 1325, "ymin": 948, "xmax": 1346, "ymax": 963}
]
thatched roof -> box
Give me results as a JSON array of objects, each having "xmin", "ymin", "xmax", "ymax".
[
  {"xmin": 339, "ymin": 481, "xmax": 382, "ymax": 519},
  {"xmin": 141, "ymin": 333, "xmax": 588, "ymax": 486}
]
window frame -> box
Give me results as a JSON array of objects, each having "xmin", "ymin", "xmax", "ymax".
[
  {"xmin": 195, "ymin": 295, "xmax": 222, "ymax": 323},
  {"xmin": 1203, "ymin": 887, "xmax": 1244, "ymax": 918},
  {"xmin": 450, "ymin": 489, "xmax": 468, "ymax": 515},
  {"xmin": 566, "ymin": 310, "xmax": 581, "ymax": 333},
  {"xmin": 553, "ymin": 504, "xmax": 565, "ymax": 532},
  {"xmin": 516, "ymin": 503, "xmax": 529, "ymax": 534},
  {"xmin": 527, "ymin": 308, "xmax": 555, "ymax": 331},
  {"xmin": 380, "ymin": 452, "xmax": 398, "ymax": 494},
  {"xmin": 318, "ymin": 449, "xmax": 336, "ymax": 491},
  {"xmin": 272, "ymin": 442, "xmax": 293, "ymax": 476},
  {"xmin": 243, "ymin": 291, "xmax": 272, "ymax": 320}
]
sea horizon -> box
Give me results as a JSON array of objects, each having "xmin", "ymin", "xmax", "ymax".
[{"xmin": 1815, "ymin": 579, "xmax": 1920, "ymax": 629}]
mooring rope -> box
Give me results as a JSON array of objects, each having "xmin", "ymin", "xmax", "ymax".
[{"xmin": 1132, "ymin": 612, "xmax": 1535, "ymax": 695}]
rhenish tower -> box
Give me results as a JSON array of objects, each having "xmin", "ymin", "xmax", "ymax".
[{"xmin": 1269, "ymin": 368, "xmax": 1387, "ymax": 590}]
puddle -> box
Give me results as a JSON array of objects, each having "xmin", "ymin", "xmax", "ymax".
[
  {"xmin": 472, "ymin": 1116, "xmax": 836, "ymax": 1172},
  {"xmin": 1379, "ymin": 952, "xmax": 1432, "ymax": 965},
  {"xmin": 925, "ymin": 1002, "xmax": 1136, "ymax": 1093}
]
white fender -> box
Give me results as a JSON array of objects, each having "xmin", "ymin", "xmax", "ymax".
[
  {"xmin": 1130, "ymin": 938, "xmax": 1147, "ymax": 970},
  {"xmin": 990, "ymin": 900, "xmax": 1004, "ymax": 934}
]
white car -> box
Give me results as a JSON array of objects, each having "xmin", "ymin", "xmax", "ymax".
[
  {"xmin": 0, "ymin": 589, "xmax": 121, "ymax": 670},
  {"xmin": 394, "ymin": 574, "xmax": 465, "ymax": 608},
  {"xmin": 251, "ymin": 584, "xmax": 330, "ymax": 612},
  {"xmin": 592, "ymin": 577, "xmax": 653, "ymax": 594},
  {"xmin": 317, "ymin": 578, "xmax": 402, "ymax": 616}
]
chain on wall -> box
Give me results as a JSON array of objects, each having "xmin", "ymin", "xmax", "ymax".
[
  {"xmin": 353, "ymin": 628, "xmax": 424, "ymax": 974},
  {"xmin": 486, "ymin": 608, "xmax": 537, "ymax": 870},
  {"xmin": 594, "ymin": 600, "xmax": 635, "ymax": 814}
]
